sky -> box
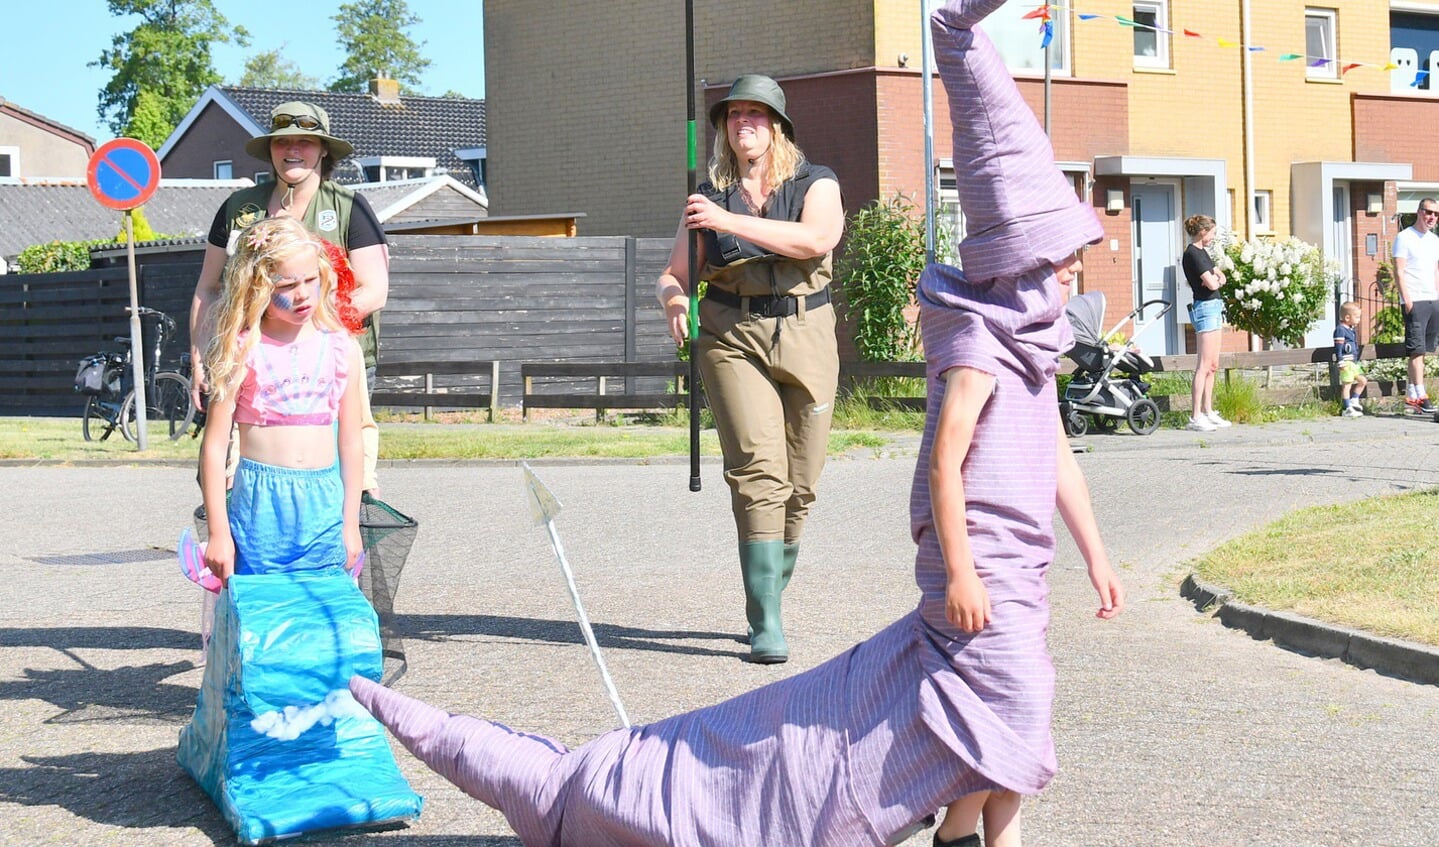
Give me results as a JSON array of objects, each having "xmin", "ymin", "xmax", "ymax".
[{"xmin": 1, "ymin": 1, "xmax": 485, "ymax": 146}]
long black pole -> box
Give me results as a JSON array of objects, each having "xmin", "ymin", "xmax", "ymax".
[{"xmin": 685, "ymin": 0, "xmax": 702, "ymax": 492}]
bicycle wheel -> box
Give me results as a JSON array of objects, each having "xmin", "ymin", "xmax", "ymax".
[
  {"xmin": 82, "ymin": 396, "xmax": 122, "ymax": 442},
  {"xmin": 121, "ymin": 373, "xmax": 196, "ymax": 442},
  {"xmin": 155, "ymin": 372, "xmax": 196, "ymax": 440}
]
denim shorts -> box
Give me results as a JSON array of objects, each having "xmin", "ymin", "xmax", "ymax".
[{"xmin": 1189, "ymin": 298, "xmax": 1224, "ymax": 333}]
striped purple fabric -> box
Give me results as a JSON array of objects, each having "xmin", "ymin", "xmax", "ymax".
[
  {"xmin": 348, "ymin": 3, "xmax": 1090, "ymax": 844},
  {"xmin": 933, "ymin": 0, "xmax": 1104, "ymax": 284}
]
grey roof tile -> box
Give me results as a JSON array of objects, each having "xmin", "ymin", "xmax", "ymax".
[{"xmin": 220, "ymin": 86, "xmax": 486, "ymax": 188}]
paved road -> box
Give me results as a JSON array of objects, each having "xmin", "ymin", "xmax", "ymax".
[{"xmin": 1, "ymin": 414, "xmax": 1437, "ymax": 846}]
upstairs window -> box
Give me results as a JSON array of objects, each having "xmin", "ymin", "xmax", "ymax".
[
  {"xmin": 1132, "ymin": 2, "xmax": 1170, "ymax": 69},
  {"xmin": 1306, "ymin": 8, "xmax": 1338, "ymax": 79}
]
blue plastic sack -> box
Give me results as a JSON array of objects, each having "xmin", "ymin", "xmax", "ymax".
[{"xmin": 178, "ymin": 569, "xmax": 423, "ymax": 844}]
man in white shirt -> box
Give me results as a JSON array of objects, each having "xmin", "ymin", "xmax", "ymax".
[{"xmin": 1391, "ymin": 198, "xmax": 1439, "ymax": 414}]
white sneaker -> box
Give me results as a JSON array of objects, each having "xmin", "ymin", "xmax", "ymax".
[
  {"xmin": 1187, "ymin": 416, "xmax": 1217, "ymax": 432},
  {"xmin": 1207, "ymin": 411, "xmax": 1232, "ymax": 428},
  {"xmin": 1344, "ymin": 405, "xmax": 1363, "ymax": 417}
]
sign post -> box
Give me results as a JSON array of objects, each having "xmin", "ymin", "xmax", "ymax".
[{"xmin": 86, "ymin": 139, "xmax": 161, "ymax": 450}]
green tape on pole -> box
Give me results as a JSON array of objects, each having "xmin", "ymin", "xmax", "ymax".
[{"xmin": 687, "ymin": 120, "xmax": 698, "ymax": 170}]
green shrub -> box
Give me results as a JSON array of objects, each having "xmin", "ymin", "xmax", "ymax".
[
  {"xmin": 15, "ymin": 240, "xmax": 106, "ymax": 273},
  {"xmin": 839, "ymin": 195, "xmax": 925, "ymax": 362}
]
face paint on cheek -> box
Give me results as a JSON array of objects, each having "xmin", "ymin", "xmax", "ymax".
[{"xmin": 271, "ymin": 291, "xmax": 295, "ymax": 311}]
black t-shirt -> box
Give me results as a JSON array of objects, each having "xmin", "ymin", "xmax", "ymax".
[
  {"xmin": 1182, "ymin": 243, "xmax": 1219, "ymax": 302},
  {"xmin": 698, "ymin": 163, "xmax": 839, "ymax": 266},
  {"xmin": 206, "ymin": 191, "xmax": 387, "ymax": 251}
]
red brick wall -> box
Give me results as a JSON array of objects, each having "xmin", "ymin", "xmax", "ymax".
[
  {"xmin": 161, "ymin": 102, "xmax": 262, "ymax": 181},
  {"xmin": 1353, "ymin": 93, "xmax": 1437, "ymax": 182}
]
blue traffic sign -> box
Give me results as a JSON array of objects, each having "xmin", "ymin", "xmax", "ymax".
[{"xmin": 87, "ymin": 139, "xmax": 161, "ymax": 211}]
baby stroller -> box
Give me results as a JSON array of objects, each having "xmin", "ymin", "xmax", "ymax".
[{"xmin": 1060, "ymin": 293, "xmax": 1171, "ymax": 437}]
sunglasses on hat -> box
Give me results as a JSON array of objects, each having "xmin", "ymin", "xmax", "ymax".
[{"xmin": 271, "ymin": 113, "xmax": 323, "ymax": 131}]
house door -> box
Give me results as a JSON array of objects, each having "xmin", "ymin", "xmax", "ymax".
[
  {"xmin": 1131, "ymin": 183, "xmax": 1179, "ymax": 355},
  {"xmin": 1302, "ymin": 185, "xmax": 1351, "ymax": 348}
]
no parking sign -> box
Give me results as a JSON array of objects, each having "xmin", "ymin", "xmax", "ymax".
[
  {"xmin": 86, "ymin": 138, "xmax": 161, "ymax": 211},
  {"xmin": 86, "ymin": 138, "xmax": 162, "ymax": 449}
]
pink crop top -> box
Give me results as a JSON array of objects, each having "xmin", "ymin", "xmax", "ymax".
[{"xmin": 233, "ymin": 330, "xmax": 350, "ymax": 426}]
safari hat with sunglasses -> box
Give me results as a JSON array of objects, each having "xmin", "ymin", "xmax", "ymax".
[{"xmin": 244, "ymin": 101, "xmax": 355, "ymax": 161}]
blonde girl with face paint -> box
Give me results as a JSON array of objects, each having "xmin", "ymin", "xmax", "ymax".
[{"xmin": 199, "ymin": 216, "xmax": 366, "ymax": 588}]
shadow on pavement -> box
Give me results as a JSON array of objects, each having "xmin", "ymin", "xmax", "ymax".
[
  {"xmin": 0, "ymin": 748, "xmax": 523, "ymax": 845},
  {"xmin": 395, "ymin": 614, "xmax": 747, "ymax": 660},
  {"xmin": 1, "ymin": 660, "xmax": 197, "ymax": 725},
  {"xmin": 0, "ymin": 747, "xmax": 232, "ymax": 842},
  {"xmin": 0, "ymin": 625, "xmax": 197, "ymax": 651}
]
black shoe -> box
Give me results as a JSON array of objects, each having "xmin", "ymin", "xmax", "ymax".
[{"xmin": 933, "ymin": 833, "xmax": 981, "ymax": 847}]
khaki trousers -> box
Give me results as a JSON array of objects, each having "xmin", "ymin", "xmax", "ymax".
[{"xmin": 697, "ymin": 296, "xmax": 839, "ymax": 543}]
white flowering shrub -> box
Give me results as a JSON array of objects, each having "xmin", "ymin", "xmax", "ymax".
[{"xmin": 1210, "ymin": 230, "xmax": 1333, "ymax": 348}]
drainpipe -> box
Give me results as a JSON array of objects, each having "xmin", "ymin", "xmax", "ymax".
[
  {"xmin": 1241, "ymin": 0, "xmax": 1261, "ymax": 353},
  {"xmin": 923, "ymin": 0, "xmax": 936, "ymax": 264},
  {"xmin": 1241, "ymin": 0, "xmax": 1256, "ymax": 241}
]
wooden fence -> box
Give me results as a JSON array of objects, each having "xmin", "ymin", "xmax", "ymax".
[
  {"xmin": 0, "ymin": 235, "xmax": 674, "ymax": 415},
  {"xmin": 0, "ymin": 232, "xmax": 1415, "ymax": 417}
]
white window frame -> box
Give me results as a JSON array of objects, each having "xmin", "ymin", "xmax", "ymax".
[
  {"xmin": 354, "ymin": 155, "xmax": 436, "ymax": 183},
  {"xmin": 1252, "ymin": 190, "xmax": 1273, "ymax": 233},
  {"xmin": 0, "ymin": 145, "xmax": 19, "ymax": 179},
  {"xmin": 1306, "ymin": 8, "xmax": 1338, "ymax": 80},
  {"xmin": 1132, "ymin": 2, "xmax": 1170, "ymax": 69},
  {"xmin": 932, "ymin": 0, "xmax": 1070, "ymax": 77},
  {"xmin": 254, "ymin": 171, "xmax": 272, "ymax": 184},
  {"xmin": 213, "ymin": 160, "xmax": 233, "ymax": 179}
]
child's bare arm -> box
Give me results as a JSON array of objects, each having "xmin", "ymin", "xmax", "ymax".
[
  {"xmin": 930, "ymin": 366, "xmax": 997, "ymax": 633},
  {"xmin": 199, "ymin": 394, "xmax": 237, "ymax": 585},
  {"xmin": 337, "ymin": 340, "xmax": 366, "ymax": 568},
  {"xmin": 1055, "ymin": 417, "xmax": 1123, "ymax": 619}
]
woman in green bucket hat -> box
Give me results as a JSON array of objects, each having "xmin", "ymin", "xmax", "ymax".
[
  {"xmin": 655, "ymin": 74, "xmax": 845, "ymax": 664},
  {"xmin": 189, "ymin": 100, "xmax": 388, "ymax": 493}
]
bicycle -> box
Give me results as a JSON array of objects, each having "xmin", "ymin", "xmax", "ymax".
[{"xmin": 76, "ymin": 307, "xmax": 196, "ymax": 443}]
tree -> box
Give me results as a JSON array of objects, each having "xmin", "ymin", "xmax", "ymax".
[
  {"xmin": 124, "ymin": 89, "xmax": 172, "ymax": 149},
  {"xmin": 92, "ymin": 0, "xmax": 249, "ymax": 141},
  {"xmin": 329, "ymin": 0, "xmax": 431, "ymax": 94},
  {"xmin": 239, "ymin": 48, "xmax": 320, "ymax": 90}
]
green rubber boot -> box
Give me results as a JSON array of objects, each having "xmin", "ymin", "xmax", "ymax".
[
  {"xmin": 739, "ymin": 540, "xmax": 789, "ymax": 664},
  {"xmin": 781, "ymin": 541, "xmax": 799, "ymax": 592}
]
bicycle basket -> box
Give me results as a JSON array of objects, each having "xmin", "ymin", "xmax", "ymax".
[{"xmin": 74, "ymin": 354, "xmax": 120, "ymax": 396}]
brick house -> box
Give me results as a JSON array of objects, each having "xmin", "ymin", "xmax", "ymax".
[
  {"xmin": 157, "ymin": 80, "xmax": 488, "ymax": 192},
  {"xmin": 0, "ymin": 98, "xmax": 95, "ymax": 181},
  {"xmin": 485, "ymin": 0, "xmax": 1439, "ymax": 356}
]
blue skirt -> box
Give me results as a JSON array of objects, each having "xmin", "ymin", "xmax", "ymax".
[{"xmin": 230, "ymin": 458, "xmax": 346, "ymax": 574}]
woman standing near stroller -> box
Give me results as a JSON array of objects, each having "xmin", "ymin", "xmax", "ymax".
[{"xmin": 1181, "ymin": 214, "xmax": 1230, "ymax": 431}]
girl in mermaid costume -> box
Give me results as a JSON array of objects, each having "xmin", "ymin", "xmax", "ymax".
[{"xmin": 351, "ymin": 3, "xmax": 1123, "ymax": 844}]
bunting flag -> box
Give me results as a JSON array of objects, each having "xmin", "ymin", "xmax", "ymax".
[{"xmin": 1028, "ymin": 3, "xmax": 1424, "ymax": 87}]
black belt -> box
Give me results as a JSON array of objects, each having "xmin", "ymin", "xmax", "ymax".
[{"xmin": 705, "ymin": 287, "xmax": 830, "ymax": 318}]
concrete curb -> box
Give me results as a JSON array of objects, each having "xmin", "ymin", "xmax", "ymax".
[{"xmin": 1181, "ymin": 574, "xmax": 1439, "ymax": 686}]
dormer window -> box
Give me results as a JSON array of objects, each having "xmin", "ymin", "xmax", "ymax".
[{"xmin": 355, "ymin": 155, "xmax": 436, "ymax": 183}]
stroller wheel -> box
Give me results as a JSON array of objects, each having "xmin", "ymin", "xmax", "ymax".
[
  {"xmin": 1063, "ymin": 406, "xmax": 1090, "ymax": 437},
  {"xmin": 1126, "ymin": 398, "xmax": 1161, "ymax": 436}
]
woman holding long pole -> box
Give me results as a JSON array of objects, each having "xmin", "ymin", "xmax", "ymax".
[{"xmin": 656, "ymin": 74, "xmax": 844, "ymax": 665}]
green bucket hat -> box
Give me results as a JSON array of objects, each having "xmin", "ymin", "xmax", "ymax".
[
  {"xmin": 708, "ymin": 74, "xmax": 795, "ymax": 140},
  {"xmin": 244, "ymin": 101, "xmax": 355, "ymax": 162}
]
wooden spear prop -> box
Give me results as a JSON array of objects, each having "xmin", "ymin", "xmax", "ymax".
[{"xmin": 685, "ymin": 0, "xmax": 702, "ymax": 493}]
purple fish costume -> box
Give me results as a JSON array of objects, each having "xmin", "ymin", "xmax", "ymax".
[{"xmin": 350, "ymin": 1, "xmax": 1104, "ymax": 844}]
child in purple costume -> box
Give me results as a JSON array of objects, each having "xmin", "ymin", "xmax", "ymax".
[{"xmin": 349, "ymin": 2, "xmax": 1123, "ymax": 845}]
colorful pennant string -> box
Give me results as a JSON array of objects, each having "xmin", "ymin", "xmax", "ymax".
[{"xmin": 1033, "ymin": 3, "xmax": 1425, "ymax": 86}]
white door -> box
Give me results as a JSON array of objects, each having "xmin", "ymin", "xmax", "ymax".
[
  {"xmin": 1302, "ymin": 186, "xmax": 1349, "ymax": 348},
  {"xmin": 1131, "ymin": 183, "xmax": 1180, "ymax": 355}
]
